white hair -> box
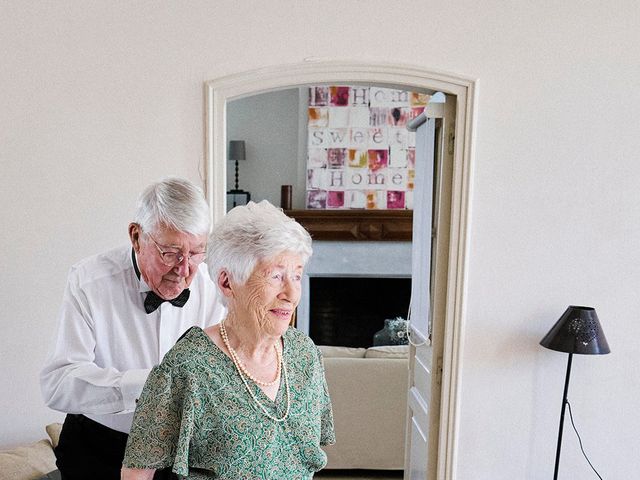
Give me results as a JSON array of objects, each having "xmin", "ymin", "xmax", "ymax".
[
  {"xmin": 133, "ymin": 177, "xmax": 210, "ymax": 236},
  {"xmin": 207, "ymin": 200, "xmax": 312, "ymax": 302}
]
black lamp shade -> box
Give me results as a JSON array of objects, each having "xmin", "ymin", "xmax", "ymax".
[
  {"xmin": 228, "ymin": 140, "xmax": 246, "ymax": 161},
  {"xmin": 540, "ymin": 306, "xmax": 610, "ymax": 355}
]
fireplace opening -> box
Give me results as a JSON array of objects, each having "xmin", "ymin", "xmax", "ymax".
[{"xmin": 308, "ymin": 276, "xmax": 411, "ymax": 348}]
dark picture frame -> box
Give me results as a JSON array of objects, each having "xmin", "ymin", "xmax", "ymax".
[{"xmin": 226, "ymin": 191, "xmax": 251, "ymax": 211}]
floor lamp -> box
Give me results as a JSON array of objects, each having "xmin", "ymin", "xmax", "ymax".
[{"xmin": 540, "ymin": 305, "xmax": 610, "ymax": 480}]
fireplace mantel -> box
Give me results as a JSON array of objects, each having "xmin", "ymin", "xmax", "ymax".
[{"xmin": 284, "ymin": 209, "xmax": 413, "ymax": 241}]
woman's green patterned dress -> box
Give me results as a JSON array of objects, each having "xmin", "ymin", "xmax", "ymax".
[{"xmin": 123, "ymin": 326, "xmax": 335, "ymax": 479}]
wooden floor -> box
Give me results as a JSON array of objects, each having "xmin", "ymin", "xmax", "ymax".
[{"xmin": 314, "ymin": 470, "xmax": 404, "ymax": 479}]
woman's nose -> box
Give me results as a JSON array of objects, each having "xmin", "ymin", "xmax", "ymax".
[{"xmin": 279, "ymin": 277, "xmax": 299, "ymax": 300}]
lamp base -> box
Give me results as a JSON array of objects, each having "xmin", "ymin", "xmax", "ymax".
[
  {"xmin": 226, "ymin": 190, "xmax": 251, "ymax": 210},
  {"xmin": 552, "ymin": 353, "xmax": 573, "ymax": 480}
]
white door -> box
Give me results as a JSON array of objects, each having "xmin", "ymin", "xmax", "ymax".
[{"xmin": 405, "ymin": 95, "xmax": 454, "ymax": 480}]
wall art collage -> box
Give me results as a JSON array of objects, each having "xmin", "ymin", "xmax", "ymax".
[{"xmin": 306, "ymin": 85, "xmax": 428, "ymax": 209}]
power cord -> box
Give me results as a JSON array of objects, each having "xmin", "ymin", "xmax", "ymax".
[{"xmin": 566, "ymin": 400, "xmax": 604, "ymax": 479}]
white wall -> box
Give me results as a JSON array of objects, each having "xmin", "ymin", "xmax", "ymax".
[
  {"xmin": 227, "ymin": 88, "xmax": 303, "ymax": 208},
  {"xmin": 1, "ymin": 1, "xmax": 639, "ymax": 478}
]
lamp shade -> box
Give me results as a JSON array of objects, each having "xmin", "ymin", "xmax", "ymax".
[
  {"xmin": 228, "ymin": 140, "xmax": 246, "ymax": 161},
  {"xmin": 540, "ymin": 306, "xmax": 610, "ymax": 355}
]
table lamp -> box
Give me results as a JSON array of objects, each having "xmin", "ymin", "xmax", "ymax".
[
  {"xmin": 227, "ymin": 140, "xmax": 250, "ymax": 209},
  {"xmin": 228, "ymin": 140, "xmax": 246, "ymax": 192}
]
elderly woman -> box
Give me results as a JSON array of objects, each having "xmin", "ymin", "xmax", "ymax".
[{"xmin": 121, "ymin": 201, "xmax": 335, "ymax": 479}]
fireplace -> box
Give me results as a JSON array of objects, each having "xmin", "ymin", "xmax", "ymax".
[
  {"xmin": 297, "ymin": 241, "xmax": 412, "ymax": 347},
  {"xmin": 308, "ymin": 276, "xmax": 411, "ymax": 347}
]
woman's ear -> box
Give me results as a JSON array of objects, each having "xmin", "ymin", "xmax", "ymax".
[{"xmin": 217, "ymin": 270, "xmax": 234, "ymax": 299}]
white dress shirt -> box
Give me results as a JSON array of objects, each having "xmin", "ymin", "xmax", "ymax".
[{"xmin": 40, "ymin": 245, "xmax": 225, "ymax": 433}]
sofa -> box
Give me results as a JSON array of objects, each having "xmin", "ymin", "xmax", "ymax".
[
  {"xmin": 3, "ymin": 345, "xmax": 408, "ymax": 477},
  {"xmin": 0, "ymin": 423, "xmax": 61, "ymax": 480},
  {"xmin": 319, "ymin": 344, "xmax": 409, "ymax": 470}
]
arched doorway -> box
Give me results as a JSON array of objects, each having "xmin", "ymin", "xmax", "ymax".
[{"xmin": 205, "ymin": 61, "xmax": 476, "ymax": 479}]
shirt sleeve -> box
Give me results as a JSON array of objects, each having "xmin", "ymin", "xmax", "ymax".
[
  {"xmin": 40, "ymin": 267, "xmax": 150, "ymax": 415},
  {"xmin": 123, "ymin": 363, "xmax": 193, "ymax": 476}
]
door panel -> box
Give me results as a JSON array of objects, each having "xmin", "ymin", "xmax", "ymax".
[
  {"xmin": 405, "ymin": 114, "xmax": 436, "ymax": 478},
  {"xmin": 409, "ymin": 415, "xmax": 429, "ymax": 480}
]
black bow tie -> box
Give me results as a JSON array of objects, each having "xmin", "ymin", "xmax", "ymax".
[{"xmin": 144, "ymin": 289, "xmax": 190, "ymax": 314}]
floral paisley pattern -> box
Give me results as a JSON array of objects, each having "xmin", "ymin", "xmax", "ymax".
[{"xmin": 123, "ymin": 327, "xmax": 335, "ymax": 479}]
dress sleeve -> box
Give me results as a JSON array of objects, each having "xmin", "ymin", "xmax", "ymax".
[
  {"xmin": 123, "ymin": 363, "xmax": 194, "ymax": 476},
  {"xmin": 316, "ymin": 348, "xmax": 336, "ymax": 447}
]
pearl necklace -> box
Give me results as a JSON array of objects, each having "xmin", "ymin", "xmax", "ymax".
[
  {"xmin": 220, "ymin": 320, "xmax": 290, "ymax": 422},
  {"xmin": 219, "ymin": 321, "xmax": 281, "ymax": 387}
]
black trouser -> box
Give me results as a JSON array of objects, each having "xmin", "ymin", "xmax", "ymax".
[{"xmin": 55, "ymin": 414, "xmax": 176, "ymax": 480}]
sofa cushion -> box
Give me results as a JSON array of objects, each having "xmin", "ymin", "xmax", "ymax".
[
  {"xmin": 45, "ymin": 424, "xmax": 62, "ymax": 449},
  {"xmin": 365, "ymin": 344, "xmax": 409, "ymax": 358},
  {"xmin": 0, "ymin": 439, "xmax": 56, "ymax": 480},
  {"xmin": 318, "ymin": 345, "xmax": 367, "ymax": 358}
]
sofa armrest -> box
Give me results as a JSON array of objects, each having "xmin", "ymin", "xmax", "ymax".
[{"xmin": 322, "ymin": 357, "xmax": 409, "ymax": 470}]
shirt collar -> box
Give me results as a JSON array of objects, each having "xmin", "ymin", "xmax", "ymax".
[{"xmin": 131, "ymin": 248, "xmax": 151, "ymax": 293}]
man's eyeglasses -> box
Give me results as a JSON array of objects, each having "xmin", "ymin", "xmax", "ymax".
[{"xmin": 146, "ymin": 233, "xmax": 206, "ymax": 267}]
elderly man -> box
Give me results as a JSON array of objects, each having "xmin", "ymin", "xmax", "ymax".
[{"xmin": 40, "ymin": 177, "xmax": 225, "ymax": 480}]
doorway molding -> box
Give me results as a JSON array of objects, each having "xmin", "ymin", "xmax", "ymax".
[{"xmin": 205, "ymin": 61, "xmax": 476, "ymax": 479}]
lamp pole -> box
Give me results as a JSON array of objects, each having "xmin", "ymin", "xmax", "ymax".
[{"xmin": 553, "ymin": 352, "xmax": 573, "ymax": 480}]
